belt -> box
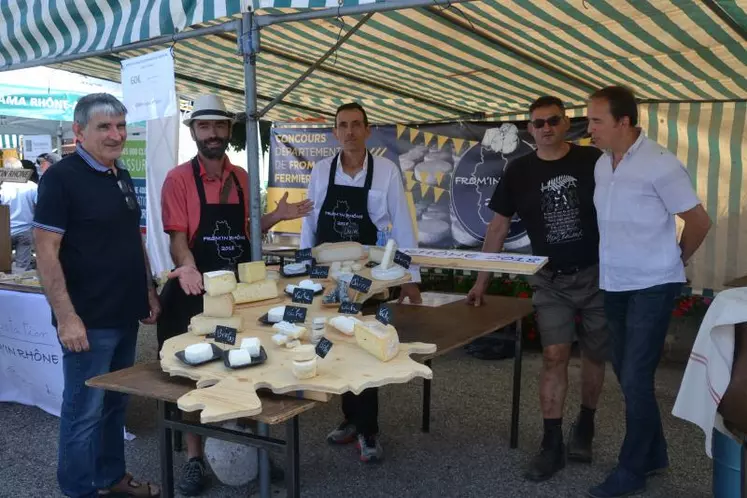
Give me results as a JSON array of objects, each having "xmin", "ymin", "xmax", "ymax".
[{"xmin": 542, "ymin": 262, "xmax": 596, "ymax": 279}]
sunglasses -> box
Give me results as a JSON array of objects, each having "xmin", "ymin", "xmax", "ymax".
[
  {"xmin": 531, "ymin": 115, "xmax": 564, "ymax": 129},
  {"xmin": 117, "ymin": 179, "xmax": 139, "ymax": 211}
]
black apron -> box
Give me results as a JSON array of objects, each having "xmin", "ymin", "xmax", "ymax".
[
  {"xmin": 315, "ymin": 151, "xmax": 378, "ymax": 246},
  {"xmin": 157, "ymin": 157, "xmax": 252, "ymax": 347}
]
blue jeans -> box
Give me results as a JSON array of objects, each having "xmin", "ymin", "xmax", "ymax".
[
  {"xmin": 604, "ymin": 283, "xmax": 681, "ymax": 479},
  {"xmin": 57, "ymin": 325, "xmax": 138, "ymax": 498}
]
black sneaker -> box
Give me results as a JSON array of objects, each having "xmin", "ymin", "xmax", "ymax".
[
  {"xmin": 178, "ymin": 457, "xmax": 209, "ymax": 496},
  {"xmin": 524, "ymin": 442, "xmax": 566, "ymax": 482},
  {"xmin": 567, "ymin": 421, "xmax": 594, "ymax": 464}
]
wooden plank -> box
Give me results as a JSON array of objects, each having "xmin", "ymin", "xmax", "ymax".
[
  {"xmin": 401, "ymin": 248, "xmax": 548, "ymax": 275},
  {"xmin": 0, "ymin": 282, "xmax": 44, "ymax": 294},
  {"xmin": 386, "ymin": 295, "xmax": 534, "ymax": 360},
  {"xmin": 86, "ymin": 362, "xmax": 317, "ymax": 425},
  {"xmin": 725, "ymin": 275, "xmax": 747, "ymax": 288}
]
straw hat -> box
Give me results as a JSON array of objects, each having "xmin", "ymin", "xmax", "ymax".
[{"xmin": 183, "ymin": 94, "xmax": 235, "ymax": 126}]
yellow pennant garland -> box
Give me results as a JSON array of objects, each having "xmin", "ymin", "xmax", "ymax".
[
  {"xmin": 409, "ymin": 128, "xmax": 420, "ymax": 143},
  {"xmin": 396, "ymin": 124, "xmax": 407, "ymax": 139},
  {"xmin": 423, "ymin": 132, "xmax": 434, "ymax": 146}
]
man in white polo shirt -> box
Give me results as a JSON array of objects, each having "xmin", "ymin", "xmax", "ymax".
[{"xmin": 586, "ymin": 86, "xmax": 712, "ymax": 498}]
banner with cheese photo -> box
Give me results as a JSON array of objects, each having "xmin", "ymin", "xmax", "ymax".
[{"xmin": 269, "ymin": 119, "xmax": 590, "ymax": 250}]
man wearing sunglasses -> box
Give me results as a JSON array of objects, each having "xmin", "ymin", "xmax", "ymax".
[
  {"xmin": 468, "ymin": 96, "xmax": 608, "ymax": 482},
  {"xmin": 33, "ymin": 93, "xmax": 161, "ymax": 498}
]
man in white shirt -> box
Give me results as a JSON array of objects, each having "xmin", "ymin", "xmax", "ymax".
[
  {"xmin": 300, "ymin": 102, "xmax": 421, "ymax": 463},
  {"xmin": 586, "ymin": 86, "xmax": 712, "ymax": 498},
  {"xmin": 0, "ymin": 158, "xmax": 38, "ymax": 271}
]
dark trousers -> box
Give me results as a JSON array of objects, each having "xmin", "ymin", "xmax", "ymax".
[
  {"xmin": 342, "ymin": 388, "xmax": 379, "ymax": 437},
  {"xmin": 604, "ymin": 282, "xmax": 681, "ymax": 478}
]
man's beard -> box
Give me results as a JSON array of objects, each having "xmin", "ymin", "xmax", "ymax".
[{"xmin": 197, "ymin": 137, "xmax": 229, "ymax": 160}]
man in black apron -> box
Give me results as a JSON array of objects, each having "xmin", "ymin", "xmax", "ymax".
[
  {"xmin": 158, "ymin": 94, "xmax": 312, "ymax": 496},
  {"xmin": 301, "ymin": 103, "xmax": 421, "ymax": 463}
]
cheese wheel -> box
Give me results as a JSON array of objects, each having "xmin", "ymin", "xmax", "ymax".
[
  {"xmin": 293, "ymin": 345, "xmax": 316, "ymax": 362},
  {"xmin": 451, "ymin": 216, "xmax": 481, "ymax": 247},
  {"xmin": 239, "ymin": 337, "xmax": 261, "ymax": 357},
  {"xmin": 371, "ymin": 264, "xmax": 406, "ymax": 281},
  {"xmin": 232, "ymin": 280, "xmax": 278, "ymax": 304},
  {"xmin": 414, "ymin": 159, "xmax": 452, "ymax": 186},
  {"xmin": 292, "ymin": 358, "xmax": 317, "ymax": 379},
  {"xmin": 238, "ymin": 261, "xmax": 266, "ymax": 284},
  {"xmin": 228, "ymin": 349, "xmax": 253, "ymax": 367},
  {"xmin": 184, "ymin": 343, "xmax": 213, "ymax": 363},
  {"xmin": 203, "ymin": 270, "xmax": 237, "ymax": 297},
  {"xmin": 189, "ymin": 314, "xmax": 243, "ymax": 336},
  {"xmin": 312, "ymin": 242, "xmax": 365, "ymax": 263},
  {"xmin": 203, "ymin": 293, "xmax": 235, "ymax": 318},
  {"xmin": 353, "ymin": 321, "xmax": 400, "ymax": 362}
]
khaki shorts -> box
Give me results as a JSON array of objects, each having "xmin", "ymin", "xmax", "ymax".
[{"xmin": 528, "ymin": 264, "xmax": 609, "ymax": 362}]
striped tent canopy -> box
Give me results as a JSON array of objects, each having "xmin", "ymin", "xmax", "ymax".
[{"xmin": 0, "ymin": 0, "xmax": 745, "ymax": 290}]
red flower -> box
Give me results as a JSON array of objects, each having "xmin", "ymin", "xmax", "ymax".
[
  {"xmin": 672, "ymin": 309, "xmax": 684, "ymax": 317},
  {"xmin": 517, "ymin": 291, "xmax": 530, "ymax": 299}
]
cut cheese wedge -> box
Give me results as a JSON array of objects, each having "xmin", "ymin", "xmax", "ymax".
[
  {"xmin": 272, "ymin": 321, "xmax": 307, "ymax": 340},
  {"xmin": 380, "ymin": 238, "xmax": 397, "ymax": 270},
  {"xmin": 238, "ymin": 261, "xmax": 266, "ymax": 284},
  {"xmin": 189, "ymin": 314, "xmax": 243, "ymax": 336},
  {"xmin": 203, "ymin": 293, "xmax": 235, "ymax": 318},
  {"xmin": 327, "ymin": 315, "xmax": 362, "ymax": 336},
  {"xmin": 203, "ymin": 270, "xmax": 237, "ymax": 296},
  {"xmin": 232, "ymin": 280, "xmax": 278, "ymax": 304},
  {"xmin": 353, "ymin": 320, "xmax": 400, "ymax": 362},
  {"xmin": 368, "ymin": 246, "xmax": 385, "ymax": 264}
]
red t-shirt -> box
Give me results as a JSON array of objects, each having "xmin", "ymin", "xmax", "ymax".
[{"xmin": 161, "ymin": 157, "xmax": 250, "ymax": 244}]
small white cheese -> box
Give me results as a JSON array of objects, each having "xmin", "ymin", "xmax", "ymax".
[
  {"xmin": 283, "ymin": 262, "xmax": 308, "ymax": 275},
  {"xmin": 184, "ymin": 343, "xmax": 213, "ymax": 363},
  {"xmin": 272, "ymin": 321, "xmax": 306, "ymax": 339},
  {"xmin": 239, "ymin": 337, "xmax": 261, "ymax": 357},
  {"xmin": 380, "ymin": 239, "xmax": 398, "ymax": 270},
  {"xmin": 228, "ymin": 349, "xmax": 253, "ymax": 367},
  {"xmin": 267, "ymin": 306, "xmax": 286, "ymax": 323},
  {"xmin": 271, "ymin": 333, "xmax": 288, "ymax": 346},
  {"xmin": 328, "ymin": 316, "xmax": 361, "ymax": 336}
]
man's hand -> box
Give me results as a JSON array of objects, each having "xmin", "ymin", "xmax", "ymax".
[
  {"xmin": 169, "ymin": 265, "xmax": 203, "ymax": 295},
  {"xmin": 274, "ymin": 192, "xmax": 313, "ymax": 221},
  {"xmin": 58, "ymin": 314, "xmax": 89, "ymax": 352},
  {"xmin": 466, "ymin": 275, "xmax": 490, "ymax": 307},
  {"xmin": 141, "ymin": 287, "xmax": 161, "ymax": 324},
  {"xmin": 398, "ymin": 283, "xmax": 422, "ymax": 304}
]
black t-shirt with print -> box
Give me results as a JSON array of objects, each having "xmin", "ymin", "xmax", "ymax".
[{"xmin": 488, "ymin": 144, "xmax": 602, "ymax": 271}]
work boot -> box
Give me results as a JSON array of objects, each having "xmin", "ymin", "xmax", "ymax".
[
  {"xmin": 326, "ymin": 420, "xmax": 357, "ymax": 445},
  {"xmin": 177, "ymin": 456, "xmax": 209, "ymax": 496},
  {"xmin": 567, "ymin": 420, "xmax": 593, "ymax": 463},
  {"xmin": 524, "ymin": 434, "xmax": 565, "ymax": 482}
]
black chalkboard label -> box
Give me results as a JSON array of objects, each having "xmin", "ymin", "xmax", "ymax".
[
  {"xmin": 214, "ymin": 326, "xmax": 237, "ymax": 346},
  {"xmin": 349, "ymin": 274, "xmax": 372, "ymax": 293},
  {"xmin": 283, "ymin": 305, "xmax": 307, "ymax": 323},
  {"xmin": 295, "ymin": 248, "xmax": 312, "ymax": 261},
  {"xmin": 292, "ymin": 287, "xmax": 314, "ymax": 305},
  {"xmin": 393, "ymin": 250, "xmax": 412, "ymax": 269},
  {"xmin": 375, "ymin": 304, "xmax": 392, "ymax": 325},
  {"xmin": 315, "ymin": 337, "xmax": 333, "ymax": 358},
  {"xmin": 309, "ymin": 265, "xmax": 330, "ymax": 279},
  {"xmin": 338, "ymin": 302, "xmax": 361, "ymax": 315}
]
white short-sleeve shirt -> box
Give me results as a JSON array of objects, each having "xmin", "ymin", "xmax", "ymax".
[
  {"xmin": 0, "ymin": 181, "xmax": 38, "ymax": 236},
  {"xmin": 300, "ymin": 152, "xmax": 420, "ymax": 282},
  {"xmin": 594, "ymin": 131, "xmax": 700, "ymax": 292}
]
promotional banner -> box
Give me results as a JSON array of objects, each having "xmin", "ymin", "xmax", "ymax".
[
  {"xmin": 269, "ymin": 119, "xmax": 590, "ymax": 251},
  {"xmin": 120, "ymin": 139, "xmax": 147, "ymax": 231},
  {"xmin": 0, "ymin": 290, "xmax": 63, "ymax": 417}
]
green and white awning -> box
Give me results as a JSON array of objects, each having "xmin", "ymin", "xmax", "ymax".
[{"xmin": 0, "ymin": 134, "xmax": 19, "ymax": 149}]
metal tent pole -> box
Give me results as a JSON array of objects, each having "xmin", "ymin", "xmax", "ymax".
[{"xmin": 239, "ymin": 12, "xmax": 263, "ymax": 262}]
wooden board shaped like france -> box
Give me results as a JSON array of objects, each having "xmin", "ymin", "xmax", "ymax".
[{"xmin": 160, "ymin": 241, "xmax": 435, "ymax": 423}]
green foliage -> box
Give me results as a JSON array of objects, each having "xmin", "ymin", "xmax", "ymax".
[{"xmin": 228, "ymin": 115, "xmax": 272, "ymax": 155}]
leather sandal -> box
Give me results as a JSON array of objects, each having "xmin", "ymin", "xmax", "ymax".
[{"xmin": 98, "ymin": 472, "xmax": 160, "ymax": 497}]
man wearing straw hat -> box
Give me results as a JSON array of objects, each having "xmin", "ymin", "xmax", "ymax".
[{"xmin": 158, "ymin": 94, "xmax": 312, "ymax": 496}]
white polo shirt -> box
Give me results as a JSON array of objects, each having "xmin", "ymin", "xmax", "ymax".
[
  {"xmin": 0, "ymin": 181, "xmax": 37, "ymax": 236},
  {"xmin": 594, "ymin": 131, "xmax": 700, "ymax": 292},
  {"xmin": 300, "ymin": 152, "xmax": 420, "ymax": 282}
]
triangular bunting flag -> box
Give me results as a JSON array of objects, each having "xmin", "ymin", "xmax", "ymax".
[
  {"xmin": 404, "ymin": 171, "xmax": 416, "ymax": 192},
  {"xmin": 433, "ymin": 187, "xmax": 446, "ymax": 203},
  {"xmin": 452, "ymin": 138, "xmax": 465, "ymax": 155},
  {"xmin": 436, "ymin": 135, "xmax": 449, "ymax": 149},
  {"xmin": 420, "ymin": 181, "xmax": 430, "ymax": 198},
  {"xmin": 409, "ymin": 127, "xmax": 420, "ymax": 143},
  {"xmin": 434, "ymin": 171, "xmax": 445, "ymax": 186},
  {"xmin": 423, "ymin": 132, "xmax": 434, "ymax": 146},
  {"xmin": 396, "ymin": 124, "xmax": 406, "ymax": 139},
  {"xmin": 576, "ymin": 137, "xmax": 592, "ymax": 146},
  {"xmin": 469, "ymin": 140, "xmax": 479, "ymax": 149}
]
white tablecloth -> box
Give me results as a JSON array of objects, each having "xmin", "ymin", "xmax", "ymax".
[{"xmin": 0, "ymin": 289, "xmax": 63, "ymax": 416}]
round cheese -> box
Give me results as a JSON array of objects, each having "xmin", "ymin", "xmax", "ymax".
[
  {"xmin": 371, "ymin": 265, "xmax": 406, "ymax": 281},
  {"xmin": 184, "ymin": 343, "xmax": 213, "ymax": 364},
  {"xmin": 293, "ymin": 345, "xmax": 316, "ymax": 362},
  {"xmin": 312, "ymin": 317, "xmax": 326, "ymax": 330},
  {"xmin": 292, "ymin": 358, "xmax": 317, "ymax": 379},
  {"xmin": 451, "ymin": 216, "xmax": 481, "ymax": 247}
]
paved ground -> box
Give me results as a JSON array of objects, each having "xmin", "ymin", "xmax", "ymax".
[{"xmin": 0, "ymin": 326, "xmax": 714, "ymax": 498}]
